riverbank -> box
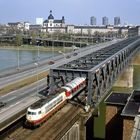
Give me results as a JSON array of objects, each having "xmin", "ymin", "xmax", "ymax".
[{"xmin": 0, "ymin": 45, "xmax": 73, "ymax": 52}]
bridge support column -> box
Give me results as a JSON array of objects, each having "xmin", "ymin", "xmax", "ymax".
[
  {"xmin": 105, "ymin": 105, "xmax": 124, "ymax": 140},
  {"xmin": 123, "ymin": 117, "xmax": 134, "ymax": 140},
  {"xmin": 79, "ymin": 112, "xmax": 87, "ymax": 140},
  {"xmin": 79, "ymin": 109, "xmax": 94, "ymax": 140},
  {"xmin": 49, "ymin": 69, "xmax": 55, "ymax": 92},
  {"xmin": 113, "ymin": 65, "xmax": 133, "ymax": 88},
  {"xmin": 105, "ymin": 105, "xmax": 118, "ymax": 125},
  {"xmin": 132, "ymin": 52, "xmax": 140, "ymax": 65}
]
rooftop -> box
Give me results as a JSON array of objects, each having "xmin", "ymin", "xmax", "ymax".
[
  {"xmin": 48, "ymin": 10, "xmax": 54, "ymax": 20},
  {"xmin": 131, "ymin": 115, "xmax": 140, "ymax": 140},
  {"xmin": 105, "ymin": 92, "xmax": 130, "ymax": 106},
  {"xmin": 121, "ymin": 90, "xmax": 140, "ymax": 117}
]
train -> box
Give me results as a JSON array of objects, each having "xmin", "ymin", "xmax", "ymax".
[{"xmin": 25, "ymin": 77, "xmax": 86, "ymax": 127}]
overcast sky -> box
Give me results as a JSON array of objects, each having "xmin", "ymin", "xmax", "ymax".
[{"xmin": 0, "ymin": 0, "xmax": 140, "ymax": 25}]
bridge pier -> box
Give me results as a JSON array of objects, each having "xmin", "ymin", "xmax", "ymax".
[
  {"xmin": 113, "ymin": 65, "xmax": 133, "ymax": 88},
  {"xmin": 105, "ymin": 104, "xmax": 135, "ymax": 140},
  {"xmin": 60, "ymin": 122, "xmax": 80, "ymax": 140},
  {"xmin": 57, "ymin": 109, "xmax": 93, "ymax": 140},
  {"xmin": 79, "ymin": 108, "xmax": 104, "ymax": 140},
  {"xmin": 79, "ymin": 109, "xmax": 94, "ymax": 140},
  {"xmin": 79, "ymin": 112, "xmax": 87, "ymax": 140},
  {"xmin": 105, "ymin": 105, "xmax": 118, "ymax": 125},
  {"xmin": 123, "ymin": 117, "xmax": 135, "ymax": 140},
  {"xmin": 105, "ymin": 105, "xmax": 124, "ymax": 139},
  {"xmin": 132, "ymin": 51, "xmax": 140, "ymax": 65},
  {"xmin": 59, "ymin": 108, "xmax": 98, "ymax": 140}
]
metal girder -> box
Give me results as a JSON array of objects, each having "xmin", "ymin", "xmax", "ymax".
[{"xmin": 49, "ymin": 37, "xmax": 140, "ymax": 107}]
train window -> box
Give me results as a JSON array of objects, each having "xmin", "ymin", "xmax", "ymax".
[
  {"xmin": 57, "ymin": 96, "xmax": 62, "ymax": 103},
  {"xmin": 47, "ymin": 103, "xmax": 53, "ymax": 110},
  {"xmin": 50, "ymin": 104, "xmax": 53, "ymax": 108},
  {"xmin": 27, "ymin": 111, "xmax": 32, "ymax": 115},
  {"xmin": 28, "ymin": 111, "xmax": 36, "ymax": 115},
  {"xmin": 47, "ymin": 105, "xmax": 51, "ymax": 110},
  {"xmin": 54, "ymin": 100, "xmax": 57, "ymax": 105},
  {"xmin": 33, "ymin": 112, "xmax": 36, "ymax": 115},
  {"xmin": 38, "ymin": 111, "xmax": 41, "ymax": 114},
  {"xmin": 44, "ymin": 96, "xmax": 63, "ymax": 113},
  {"xmin": 50, "ymin": 103, "xmax": 53, "ymax": 108},
  {"xmin": 45, "ymin": 107, "xmax": 49, "ymax": 112}
]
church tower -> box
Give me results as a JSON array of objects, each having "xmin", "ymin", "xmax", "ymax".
[{"xmin": 48, "ymin": 10, "xmax": 54, "ymax": 27}]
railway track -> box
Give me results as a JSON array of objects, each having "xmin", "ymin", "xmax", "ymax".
[
  {"xmin": 39, "ymin": 104, "xmax": 80, "ymax": 140},
  {"xmin": 4, "ymin": 127, "xmax": 33, "ymax": 140},
  {"xmin": 1, "ymin": 103, "xmax": 81, "ymax": 140},
  {"xmin": 0, "ymin": 116, "xmax": 27, "ymax": 140},
  {"xmin": 1, "ymin": 83, "xmax": 86, "ymax": 140}
]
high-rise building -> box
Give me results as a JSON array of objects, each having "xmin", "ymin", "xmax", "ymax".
[
  {"xmin": 102, "ymin": 16, "xmax": 109, "ymax": 26},
  {"xmin": 90, "ymin": 16, "xmax": 96, "ymax": 26},
  {"xmin": 114, "ymin": 17, "xmax": 121, "ymax": 26}
]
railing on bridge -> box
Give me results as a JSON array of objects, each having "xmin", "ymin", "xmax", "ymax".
[{"xmin": 49, "ymin": 37, "xmax": 140, "ymax": 109}]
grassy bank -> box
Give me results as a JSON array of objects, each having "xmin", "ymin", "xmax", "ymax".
[
  {"xmin": 0, "ymin": 45, "xmax": 73, "ymax": 52},
  {"xmin": 0, "ymin": 71, "xmax": 49, "ymax": 96}
]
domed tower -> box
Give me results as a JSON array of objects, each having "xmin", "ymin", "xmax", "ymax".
[
  {"xmin": 61, "ymin": 16, "xmax": 65, "ymax": 27},
  {"xmin": 48, "ymin": 10, "xmax": 54, "ymax": 20},
  {"xmin": 62, "ymin": 16, "xmax": 65, "ymax": 23},
  {"xmin": 48, "ymin": 10, "xmax": 54, "ymax": 27}
]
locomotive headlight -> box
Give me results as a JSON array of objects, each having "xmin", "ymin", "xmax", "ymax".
[{"xmin": 28, "ymin": 116, "xmax": 31, "ymax": 120}]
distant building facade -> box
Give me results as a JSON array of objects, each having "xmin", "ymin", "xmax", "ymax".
[
  {"xmin": 90, "ymin": 16, "xmax": 96, "ymax": 26},
  {"xmin": 114, "ymin": 17, "xmax": 121, "ymax": 26},
  {"xmin": 4, "ymin": 11, "xmax": 130, "ymax": 38},
  {"xmin": 66, "ymin": 25, "xmax": 128, "ymax": 37},
  {"xmin": 43, "ymin": 10, "xmax": 65, "ymax": 33},
  {"xmin": 102, "ymin": 16, "xmax": 109, "ymax": 26},
  {"xmin": 128, "ymin": 26, "xmax": 140, "ymax": 37},
  {"xmin": 36, "ymin": 18, "xmax": 44, "ymax": 26},
  {"xmin": 8, "ymin": 22, "xmax": 23, "ymax": 30},
  {"xmin": 8, "ymin": 22, "xmax": 30, "ymax": 31},
  {"xmin": 29, "ymin": 25, "xmax": 42, "ymax": 33}
]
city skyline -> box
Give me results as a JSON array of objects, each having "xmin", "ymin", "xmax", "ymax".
[{"xmin": 0, "ymin": 0, "xmax": 140, "ymax": 25}]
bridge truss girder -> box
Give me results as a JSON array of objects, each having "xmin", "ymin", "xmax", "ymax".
[{"xmin": 49, "ymin": 37, "xmax": 140, "ymax": 107}]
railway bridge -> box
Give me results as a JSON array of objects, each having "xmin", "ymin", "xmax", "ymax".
[
  {"xmin": 50, "ymin": 37, "xmax": 140, "ymax": 108},
  {"xmin": 1, "ymin": 36, "xmax": 140, "ymax": 140},
  {"xmin": 46, "ymin": 36, "xmax": 140, "ymax": 140}
]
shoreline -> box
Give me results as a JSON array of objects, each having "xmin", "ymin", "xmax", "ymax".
[{"xmin": 0, "ymin": 45, "xmax": 73, "ymax": 52}]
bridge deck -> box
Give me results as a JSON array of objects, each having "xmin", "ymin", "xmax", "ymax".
[{"xmin": 57, "ymin": 38, "xmax": 137, "ymax": 71}]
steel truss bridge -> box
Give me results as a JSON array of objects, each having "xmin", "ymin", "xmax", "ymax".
[
  {"xmin": 0, "ymin": 35, "xmax": 87, "ymax": 47},
  {"xmin": 49, "ymin": 37, "xmax": 140, "ymax": 108}
]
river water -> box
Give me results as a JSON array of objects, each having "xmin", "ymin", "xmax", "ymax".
[{"xmin": 0, "ymin": 49, "xmax": 58, "ymax": 70}]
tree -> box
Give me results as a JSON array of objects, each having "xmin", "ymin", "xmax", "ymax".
[
  {"xmin": 31, "ymin": 31, "xmax": 37, "ymax": 45},
  {"xmin": 15, "ymin": 34, "xmax": 23, "ymax": 46}
]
